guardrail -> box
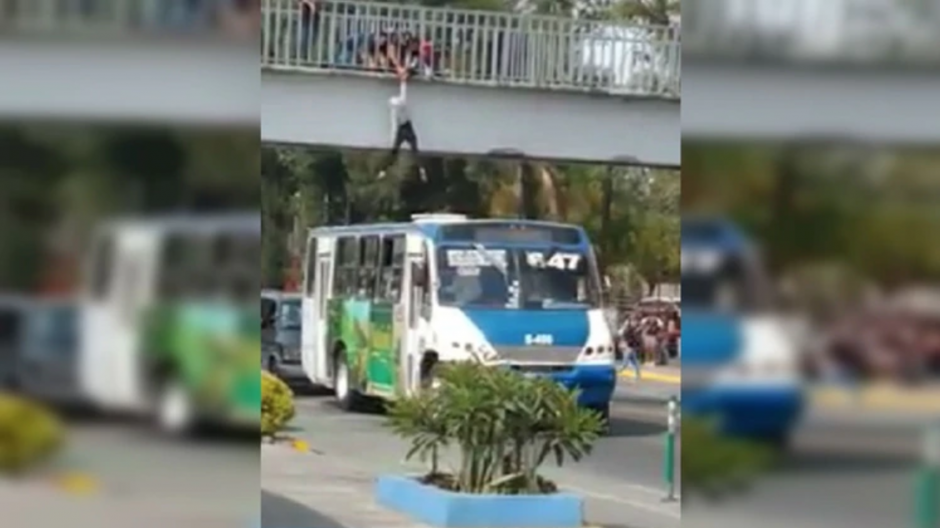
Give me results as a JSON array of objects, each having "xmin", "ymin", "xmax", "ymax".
[
  {"xmin": 683, "ymin": 0, "xmax": 940, "ymax": 64},
  {"xmin": 0, "ymin": 0, "xmax": 255, "ymax": 36},
  {"xmin": 261, "ymin": 0, "xmax": 680, "ymax": 98}
]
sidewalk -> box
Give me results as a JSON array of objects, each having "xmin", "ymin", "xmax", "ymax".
[
  {"xmin": 810, "ymin": 383, "xmax": 940, "ymax": 414},
  {"xmin": 261, "ymin": 442, "xmax": 427, "ymax": 528}
]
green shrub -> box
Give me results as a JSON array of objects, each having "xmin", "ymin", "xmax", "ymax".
[
  {"xmin": 386, "ymin": 361, "xmax": 604, "ymax": 495},
  {"xmin": 261, "ymin": 371, "xmax": 295, "ymax": 438},
  {"xmin": 0, "ymin": 393, "xmax": 64, "ymax": 474},
  {"xmin": 682, "ymin": 418, "xmax": 777, "ymax": 499}
]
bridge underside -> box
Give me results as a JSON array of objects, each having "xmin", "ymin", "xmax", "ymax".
[
  {"xmin": 0, "ymin": 39, "xmax": 258, "ymax": 126},
  {"xmin": 262, "ymin": 70, "xmax": 680, "ymax": 167},
  {"xmin": 684, "ymin": 61, "xmax": 940, "ymax": 145}
]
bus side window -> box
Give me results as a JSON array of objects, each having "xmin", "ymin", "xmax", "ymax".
[
  {"xmin": 90, "ymin": 234, "xmax": 114, "ymax": 299},
  {"xmin": 377, "ymin": 235, "xmax": 404, "ymax": 302},
  {"xmin": 359, "ymin": 236, "xmax": 379, "ymax": 299},
  {"xmin": 304, "ymin": 236, "xmax": 317, "ymax": 296},
  {"xmin": 334, "ymin": 236, "xmax": 357, "ymax": 297},
  {"xmin": 261, "ymin": 297, "xmax": 276, "ymax": 328}
]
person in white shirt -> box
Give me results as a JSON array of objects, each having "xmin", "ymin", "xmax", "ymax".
[{"xmin": 377, "ymin": 60, "xmax": 427, "ymax": 181}]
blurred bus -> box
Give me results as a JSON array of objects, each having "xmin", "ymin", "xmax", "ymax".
[
  {"xmin": 79, "ymin": 213, "xmax": 260, "ymax": 435},
  {"xmin": 301, "ymin": 213, "xmax": 619, "ymax": 421},
  {"xmin": 681, "ymin": 217, "xmax": 804, "ymax": 446}
]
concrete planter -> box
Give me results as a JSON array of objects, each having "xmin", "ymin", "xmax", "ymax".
[{"xmin": 375, "ymin": 474, "xmax": 583, "ymax": 528}]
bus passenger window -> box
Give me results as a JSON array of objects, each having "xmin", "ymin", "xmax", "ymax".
[
  {"xmin": 90, "ymin": 234, "xmax": 114, "ymax": 299},
  {"xmin": 376, "ymin": 236, "xmax": 404, "ymax": 302},
  {"xmin": 358, "ymin": 236, "xmax": 379, "ymax": 298},
  {"xmin": 334, "ymin": 237, "xmax": 358, "ymax": 297}
]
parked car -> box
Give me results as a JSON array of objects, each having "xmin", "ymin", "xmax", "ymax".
[
  {"xmin": 15, "ymin": 299, "xmax": 82, "ymax": 405},
  {"xmin": 261, "ymin": 290, "xmax": 305, "ymax": 382}
]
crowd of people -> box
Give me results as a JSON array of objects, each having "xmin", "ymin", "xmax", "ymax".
[
  {"xmin": 809, "ymin": 310, "xmax": 940, "ymax": 383},
  {"xmin": 615, "ymin": 300, "xmax": 681, "ymax": 379}
]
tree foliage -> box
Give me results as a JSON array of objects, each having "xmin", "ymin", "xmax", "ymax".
[
  {"xmin": 684, "ymin": 142, "xmax": 940, "ymax": 288},
  {"xmin": 0, "ymin": 125, "xmax": 258, "ymax": 293},
  {"xmin": 260, "ymin": 144, "xmax": 681, "ymax": 295}
]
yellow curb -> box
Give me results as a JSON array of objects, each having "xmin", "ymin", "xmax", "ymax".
[
  {"xmin": 53, "ymin": 472, "xmax": 99, "ymax": 496},
  {"xmin": 619, "ymin": 370, "xmax": 681, "ymax": 384},
  {"xmin": 812, "ymin": 386, "xmax": 940, "ymax": 413}
]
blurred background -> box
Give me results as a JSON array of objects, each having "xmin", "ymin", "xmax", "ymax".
[
  {"xmin": 682, "ymin": 0, "xmax": 940, "ymax": 527},
  {"xmin": 0, "ymin": 1, "xmax": 259, "ymax": 527}
]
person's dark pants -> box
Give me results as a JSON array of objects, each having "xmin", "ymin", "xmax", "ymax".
[
  {"xmin": 298, "ymin": 7, "xmax": 319, "ymax": 61},
  {"xmin": 379, "ymin": 121, "xmax": 419, "ymax": 172}
]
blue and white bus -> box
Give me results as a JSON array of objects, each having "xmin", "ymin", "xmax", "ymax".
[
  {"xmin": 301, "ymin": 213, "xmax": 618, "ymax": 418},
  {"xmin": 681, "ymin": 217, "xmax": 804, "ymax": 446}
]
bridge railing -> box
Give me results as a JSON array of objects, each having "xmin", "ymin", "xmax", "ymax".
[
  {"xmin": 0, "ymin": 0, "xmax": 254, "ymax": 36},
  {"xmin": 683, "ymin": 0, "xmax": 940, "ymax": 64},
  {"xmin": 261, "ymin": 0, "xmax": 680, "ymax": 98}
]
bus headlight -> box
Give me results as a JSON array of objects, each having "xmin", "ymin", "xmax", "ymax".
[{"xmin": 580, "ymin": 343, "xmax": 614, "ymax": 359}]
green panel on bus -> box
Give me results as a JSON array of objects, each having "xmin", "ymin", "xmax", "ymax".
[{"xmin": 326, "ymin": 297, "xmax": 398, "ymax": 394}]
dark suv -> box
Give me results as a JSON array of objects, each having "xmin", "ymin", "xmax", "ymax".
[{"xmin": 261, "ymin": 290, "xmax": 304, "ymax": 382}]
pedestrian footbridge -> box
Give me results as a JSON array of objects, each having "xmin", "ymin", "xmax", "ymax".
[
  {"xmin": 0, "ymin": 0, "xmax": 681, "ymax": 167},
  {"xmin": 261, "ymin": 0, "xmax": 680, "ymax": 166},
  {"xmin": 683, "ymin": 0, "xmax": 940, "ymax": 144}
]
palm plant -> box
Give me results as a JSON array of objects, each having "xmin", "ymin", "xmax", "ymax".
[{"xmin": 386, "ymin": 361, "xmax": 604, "ymax": 494}]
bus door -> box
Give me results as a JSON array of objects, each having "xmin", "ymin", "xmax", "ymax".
[
  {"xmin": 303, "ymin": 238, "xmax": 334, "ymax": 385},
  {"xmin": 401, "ymin": 235, "xmax": 430, "ymax": 395},
  {"xmin": 300, "ymin": 236, "xmax": 318, "ymax": 382},
  {"xmin": 81, "ymin": 231, "xmax": 154, "ymax": 409}
]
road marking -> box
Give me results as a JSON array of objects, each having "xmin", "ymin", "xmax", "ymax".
[
  {"xmin": 53, "ymin": 472, "xmax": 99, "ymax": 495},
  {"xmin": 620, "ymin": 370, "xmax": 681, "ymax": 384},
  {"xmin": 562, "ymin": 483, "xmax": 681, "ymax": 518},
  {"xmin": 811, "ymin": 385, "xmax": 940, "ymax": 413}
]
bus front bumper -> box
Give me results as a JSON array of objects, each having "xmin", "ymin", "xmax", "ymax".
[
  {"xmin": 528, "ymin": 364, "xmax": 617, "ymax": 408},
  {"xmin": 684, "ymin": 385, "xmax": 805, "ymax": 439}
]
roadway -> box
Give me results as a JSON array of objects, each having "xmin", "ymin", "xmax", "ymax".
[
  {"xmin": 0, "ymin": 417, "xmax": 258, "ymax": 528},
  {"xmin": 266, "ymin": 379, "xmax": 683, "ymax": 528},
  {"xmin": 686, "ymin": 406, "xmax": 924, "ymax": 528},
  {"xmin": 5, "ymin": 381, "xmax": 922, "ymax": 528}
]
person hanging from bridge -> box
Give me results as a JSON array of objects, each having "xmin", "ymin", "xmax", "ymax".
[{"xmin": 376, "ymin": 36, "xmax": 427, "ymax": 182}]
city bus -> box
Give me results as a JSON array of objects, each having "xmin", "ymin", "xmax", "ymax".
[
  {"xmin": 681, "ymin": 217, "xmax": 804, "ymax": 447},
  {"xmin": 80, "ymin": 214, "xmax": 260, "ymax": 434},
  {"xmin": 300, "ymin": 214, "xmax": 618, "ymax": 420}
]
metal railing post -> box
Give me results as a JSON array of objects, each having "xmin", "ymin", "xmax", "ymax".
[
  {"xmin": 915, "ymin": 423, "xmax": 940, "ymax": 528},
  {"xmin": 662, "ymin": 396, "xmax": 679, "ymax": 502}
]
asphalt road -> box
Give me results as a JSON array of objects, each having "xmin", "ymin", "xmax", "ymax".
[
  {"xmin": 9, "ymin": 381, "xmax": 920, "ymax": 528},
  {"xmin": 685, "ymin": 407, "xmax": 924, "ymax": 528},
  {"xmin": 1, "ymin": 417, "xmax": 258, "ymax": 528},
  {"xmin": 279, "ymin": 379, "xmax": 682, "ymax": 528}
]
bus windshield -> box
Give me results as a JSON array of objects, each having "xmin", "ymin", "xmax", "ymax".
[
  {"xmin": 436, "ymin": 245, "xmax": 600, "ymax": 310},
  {"xmin": 682, "ymin": 248, "xmax": 768, "ymax": 312}
]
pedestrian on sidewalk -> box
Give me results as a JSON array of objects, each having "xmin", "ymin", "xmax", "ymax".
[{"xmin": 618, "ymin": 319, "xmax": 641, "ymax": 381}]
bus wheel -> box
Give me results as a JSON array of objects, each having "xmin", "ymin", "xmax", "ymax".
[
  {"xmin": 155, "ymin": 379, "xmax": 196, "ymax": 436},
  {"xmin": 333, "ymin": 354, "xmax": 362, "ymax": 412}
]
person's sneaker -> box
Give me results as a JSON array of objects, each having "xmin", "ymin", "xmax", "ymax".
[{"xmin": 377, "ymin": 170, "xmax": 387, "ymax": 180}]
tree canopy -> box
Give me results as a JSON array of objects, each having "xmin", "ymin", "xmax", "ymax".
[{"xmin": 260, "ymin": 144, "xmax": 681, "ymax": 298}]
